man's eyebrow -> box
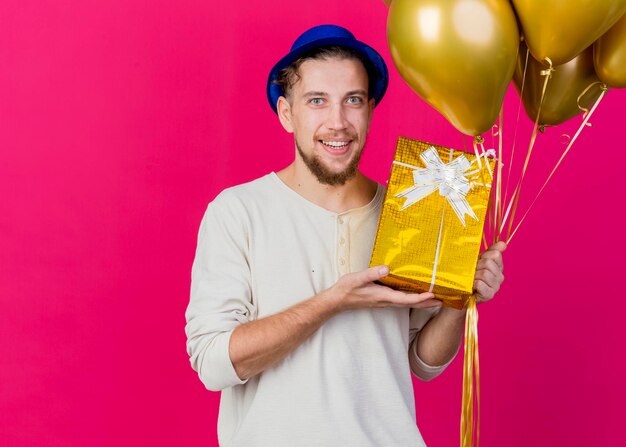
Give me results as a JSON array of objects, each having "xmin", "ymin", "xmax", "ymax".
[
  {"xmin": 302, "ymin": 90, "xmax": 368, "ymax": 98},
  {"xmin": 303, "ymin": 91, "xmax": 329, "ymax": 98},
  {"xmin": 345, "ymin": 89, "xmax": 367, "ymax": 97}
]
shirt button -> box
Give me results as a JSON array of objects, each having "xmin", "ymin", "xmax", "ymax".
[
  {"xmin": 340, "ymin": 237, "xmax": 345, "ymax": 245},
  {"xmin": 340, "ymin": 258, "xmax": 346, "ymax": 266},
  {"xmin": 338, "ymin": 217, "xmax": 344, "ymax": 224}
]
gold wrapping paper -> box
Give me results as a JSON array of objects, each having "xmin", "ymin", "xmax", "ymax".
[{"xmin": 370, "ymin": 137, "xmax": 495, "ymax": 309}]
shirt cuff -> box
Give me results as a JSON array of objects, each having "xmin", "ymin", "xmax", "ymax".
[
  {"xmin": 201, "ymin": 329, "xmax": 248, "ymax": 390},
  {"xmin": 410, "ymin": 338, "xmax": 455, "ymax": 382}
]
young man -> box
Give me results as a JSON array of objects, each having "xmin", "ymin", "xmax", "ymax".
[{"xmin": 186, "ymin": 25, "xmax": 505, "ymax": 446}]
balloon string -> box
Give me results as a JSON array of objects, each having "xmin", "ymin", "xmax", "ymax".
[
  {"xmin": 472, "ymin": 136, "xmax": 485, "ymax": 173},
  {"xmin": 461, "ymin": 295, "xmax": 480, "ymax": 447},
  {"xmin": 473, "ymin": 136, "xmax": 494, "ymax": 247},
  {"xmin": 490, "ymin": 124, "xmax": 498, "ymax": 154},
  {"xmin": 466, "ymin": 136, "xmax": 489, "ymax": 247},
  {"xmin": 504, "ymin": 59, "xmax": 554, "ymax": 237},
  {"xmin": 500, "ymin": 58, "xmax": 554, "ymax": 239},
  {"xmin": 576, "ymin": 81, "xmax": 605, "ymax": 117},
  {"xmin": 480, "ymin": 137, "xmax": 494, "ymax": 245},
  {"xmin": 477, "ymin": 140, "xmax": 493, "ymax": 179},
  {"xmin": 503, "ymin": 46, "xmax": 530, "ymax": 209},
  {"xmin": 506, "ymin": 85, "xmax": 608, "ymax": 243},
  {"xmin": 495, "ymin": 108, "xmax": 504, "ymax": 245}
]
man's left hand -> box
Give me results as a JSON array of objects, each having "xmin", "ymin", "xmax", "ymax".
[{"xmin": 474, "ymin": 241, "xmax": 506, "ymax": 303}]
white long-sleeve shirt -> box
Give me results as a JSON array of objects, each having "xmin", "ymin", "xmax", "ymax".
[{"xmin": 185, "ymin": 172, "xmax": 449, "ymax": 447}]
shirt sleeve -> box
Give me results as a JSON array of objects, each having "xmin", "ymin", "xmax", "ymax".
[
  {"xmin": 185, "ymin": 192, "xmax": 257, "ymax": 391},
  {"xmin": 407, "ymin": 307, "xmax": 455, "ymax": 382}
]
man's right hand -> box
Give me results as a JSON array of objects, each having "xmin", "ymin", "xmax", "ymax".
[
  {"xmin": 229, "ymin": 265, "xmax": 440, "ymax": 381},
  {"xmin": 328, "ymin": 265, "xmax": 442, "ymax": 312}
]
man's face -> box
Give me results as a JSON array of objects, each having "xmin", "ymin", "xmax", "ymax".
[{"xmin": 277, "ymin": 57, "xmax": 375, "ymax": 186}]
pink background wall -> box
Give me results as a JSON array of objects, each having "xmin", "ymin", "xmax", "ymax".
[{"xmin": 2, "ymin": 1, "xmax": 625, "ymax": 446}]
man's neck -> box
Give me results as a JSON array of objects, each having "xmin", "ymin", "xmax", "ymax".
[{"xmin": 276, "ymin": 162, "xmax": 378, "ymax": 214}]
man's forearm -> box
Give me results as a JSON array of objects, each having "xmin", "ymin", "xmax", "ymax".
[
  {"xmin": 414, "ymin": 306, "xmax": 466, "ymax": 367},
  {"xmin": 229, "ymin": 289, "xmax": 341, "ymax": 381},
  {"xmin": 229, "ymin": 265, "xmax": 438, "ymax": 381}
]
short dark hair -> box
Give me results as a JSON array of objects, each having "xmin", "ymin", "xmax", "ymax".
[{"xmin": 273, "ymin": 45, "xmax": 376, "ymax": 100}]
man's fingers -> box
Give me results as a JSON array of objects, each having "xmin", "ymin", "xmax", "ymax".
[
  {"xmin": 382, "ymin": 290, "xmax": 437, "ymax": 307},
  {"xmin": 480, "ymin": 249, "xmax": 503, "ymax": 265},
  {"xmin": 401, "ymin": 291, "xmax": 436, "ymax": 302},
  {"xmin": 476, "ymin": 259, "xmax": 504, "ymax": 278},
  {"xmin": 475, "ymin": 267, "xmax": 502, "ymax": 289},
  {"xmin": 475, "ymin": 266, "xmax": 496, "ymax": 282},
  {"xmin": 366, "ymin": 265, "xmax": 389, "ymax": 282},
  {"xmin": 348, "ymin": 265, "xmax": 389, "ymax": 286},
  {"xmin": 339, "ymin": 267, "xmax": 443, "ymax": 309},
  {"xmin": 476, "ymin": 258, "xmax": 494, "ymax": 271},
  {"xmin": 474, "ymin": 279, "xmax": 498, "ymax": 301},
  {"xmin": 491, "ymin": 241, "xmax": 507, "ymax": 253},
  {"xmin": 412, "ymin": 298, "xmax": 443, "ymax": 309},
  {"xmin": 474, "ymin": 279, "xmax": 490, "ymax": 300}
]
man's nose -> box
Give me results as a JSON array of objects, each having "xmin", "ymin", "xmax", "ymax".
[{"xmin": 325, "ymin": 103, "xmax": 348, "ymax": 130}]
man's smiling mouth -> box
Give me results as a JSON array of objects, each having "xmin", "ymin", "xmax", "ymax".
[{"xmin": 320, "ymin": 140, "xmax": 350, "ymax": 148}]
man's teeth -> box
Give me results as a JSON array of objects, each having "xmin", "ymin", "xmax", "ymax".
[{"xmin": 321, "ymin": 140, "xmax": 349, "ymax": 148}]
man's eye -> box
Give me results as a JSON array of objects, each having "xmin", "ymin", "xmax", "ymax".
[
  {"xmin": 347, "ymin": 96, "xmax": 363, "ymax": 104},
  {"xmin": 309, "ymin": 98, "xmax": 324, "ymax": 105}
]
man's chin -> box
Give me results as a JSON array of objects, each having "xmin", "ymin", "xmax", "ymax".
[
  {"xmin": 310, "ymin": 164, "xmax": 359, "ymax": 186},
  {"xmin": 297, "ymin": 141, "xmax": 362, "ymax": 186}
]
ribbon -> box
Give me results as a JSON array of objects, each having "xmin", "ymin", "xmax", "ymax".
[
  {"xmin": 461, "ymin": 295, "xmax": 480, "ymax": 447},
  {"xmin": 394, "ymin": 147, "xmax": 479, "ymax": 227}
]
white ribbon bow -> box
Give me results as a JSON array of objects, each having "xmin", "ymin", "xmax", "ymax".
[{"xmin": 395, "ymin": 147, "xmax": 478, "ymax": 226}]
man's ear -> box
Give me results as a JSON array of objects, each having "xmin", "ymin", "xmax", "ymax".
[{"xmin": 277, "ymin": 96, "xmax": 294, "ymax": 133}]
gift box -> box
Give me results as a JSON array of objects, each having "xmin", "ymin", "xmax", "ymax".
[{"xmin": 370, "ymin": 137, "xmax": 496, "ymax": 309}]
